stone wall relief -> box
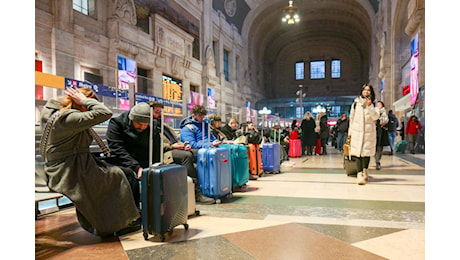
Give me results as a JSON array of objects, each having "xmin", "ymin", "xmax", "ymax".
[
  {"xmin": 205, "ymin": 45, "xmax": 217, "ymax": 79},
  {"xmin": 112, "ymin": 38, "xmax": 139, "ymax": 56},
  {"xmin": 154, "ymin": 45, "xmax": 166, "ymax": 69},
  {"xmin": 113, "ymin": 0, "xmax": 136, "ymax": 26}
]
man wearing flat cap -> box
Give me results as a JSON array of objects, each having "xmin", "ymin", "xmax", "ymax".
[{"xmin": 106, "ymin": 101, "xmax": 215, "ymax": 204}]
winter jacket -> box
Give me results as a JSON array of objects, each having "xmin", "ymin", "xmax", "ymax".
[
  {"xmin": 107, "ymin": 111, "xmax": 155, "ymax": 171},
  {"xmin": 337, "ymin": 118, "xmax": 349, "ymax": 133},
  {"xmin": 289, "ymin": 130, "xmax": 299, "ymax": 139},
  {"xmin": 319, "ymin": 113, "xmax": 329, "ymax": 140},
  {"xmin": 300, "ymin": 118, "xmax": 317, "ymax": 146},
  {"xmin": 244, "ymin": 128, "xmax": 262, "ymax": 144},
  {"xmin": 211, "ymin": 126, "xmax": 227, "ymax": 141},
  {"xmin": 376, "ymin": 107, "xmax": 390, "ymax": 147},
  {"xmin": 179, "ymin": 116, "xmax": 217, "ymax": 149},
  {"xmin": 107, "ymin": 112, "xmax": 178, "ymax": 172},
  {"xmin": 220, "ymin": 124, "xmax": 237, "ymax": 140},
  {"xmin": 387, "ymin": 113, "xmax": 399, "ymax": 132},
  {"xmin": 405, "ymin": 119, "xmax": 422, "ymax": 135},
  {"xmin": 348, "ymin": 96, "xmax": 380, "ymax": 157},
  {"xmin": 41, "ymin": 98, "xmax": 139, "ymax": 236}
]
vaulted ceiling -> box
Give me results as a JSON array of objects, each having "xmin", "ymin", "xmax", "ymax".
[{"xmin": 242, "ymin": 0, "xmax": 377, "ymax": 99}]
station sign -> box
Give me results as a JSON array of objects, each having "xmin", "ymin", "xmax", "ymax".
[
  {"xmin": 136, "ymin": 92, "xmax": 183, "ymax": 117},
  {"xmin": 65, "ymin": 78, "xmax": 129, "ymax": 99}
]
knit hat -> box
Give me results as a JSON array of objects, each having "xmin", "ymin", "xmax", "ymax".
[{"xmin": 129, "ymin": 102, "xmax": 151, "ymax": 123}]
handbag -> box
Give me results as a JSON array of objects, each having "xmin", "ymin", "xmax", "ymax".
[
  {"xmin": 343, "ymin": 135, "xmax": 351, "ymax": 158},
  {"xmin": 233, "ymin": 135, "xmax": 248, "ymax": 145}
]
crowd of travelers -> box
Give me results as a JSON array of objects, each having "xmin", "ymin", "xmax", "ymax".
[{"xmin": 38, "ymin": 85, "xmax": 423, "ymax": 236}]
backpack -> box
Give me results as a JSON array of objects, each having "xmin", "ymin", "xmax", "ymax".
[
  {"xmin": 388, "ymin": 115, "xmax": 396, "ymax": 132},
  {"xmin": 245, "ymin": 130, "xmax": 262, "ymax": 144}
]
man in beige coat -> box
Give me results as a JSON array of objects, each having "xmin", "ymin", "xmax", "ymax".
[{"xmin": 348, "ymin": 85, "xmax": 380, "ymax": 185}]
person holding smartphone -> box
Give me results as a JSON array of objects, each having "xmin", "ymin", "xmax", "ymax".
[{"xmin": 348, "ymin": 84, "xmax": 380, "ymax": 185}]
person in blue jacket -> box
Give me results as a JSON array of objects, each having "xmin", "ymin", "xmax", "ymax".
[{"xmin": 179, "ymin": 105, "xmax": 222, "ymax": 149}]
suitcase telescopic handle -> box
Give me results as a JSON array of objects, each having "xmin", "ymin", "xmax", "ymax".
[
  {"xmin": 201, "ymin": 118, "xmax": 211, "ymax": 148},
  {"xmin": 149, "ymin": 104, "xmax": 153, "ymax": 168},
  {"xmin": 148, "ymin": 103, "xmax": 164, "ymax": 169}
]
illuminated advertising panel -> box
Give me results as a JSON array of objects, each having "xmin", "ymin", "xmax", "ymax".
[
  {"xmin": 207, "ymin": 87, "xmax": 216, "ymax": 109},
  {"xmin": 410, "ymin": 34, "xmax": 419, "ymax": 105},
  {"xmin": 189, "ymin": 91, "xmax": 204, "ymax": 111},
  {"xmin": 246, "ymin": 101, "xmax": 251, "ymax": 122},
  {"xmin": 117, "ymin": 56, "xmax": 137, "ymax": 90}
]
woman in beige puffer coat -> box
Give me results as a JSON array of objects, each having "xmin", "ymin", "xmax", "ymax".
[{"xmin": 349, "ymin": 84, "xmax": 380, "ymax": 185}]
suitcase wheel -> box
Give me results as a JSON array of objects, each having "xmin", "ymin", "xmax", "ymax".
[
  {"xmin": 184, "ymin": 223, "xmax": 189, "ymax": 230},
  {"xmin": 195, "ymin": 210, "xmax": 200, "ymax": 216},
  {"xmin": 143, "ymin": 232, "xmax": 148, "ymax": 241}
]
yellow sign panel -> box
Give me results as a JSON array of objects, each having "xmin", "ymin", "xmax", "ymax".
[{"xmin": 35, "ymin": 71, "xmax": 65, "ymax": 89}]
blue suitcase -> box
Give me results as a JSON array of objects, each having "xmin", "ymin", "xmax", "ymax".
[
  {"xmin": 141, "ymin": 164, "xmax": 188, "ymax": 241},
  {"xmin": 196, "ymin": 119, "xmax": 232, "ymax": 200},
  {"xmin": 220, "ymin": 143, "xmax": 249, "ymax": 187},
  {"xmin": 141, "ymin": 105, "xmax": 188, "ymax": 241},
  {"xmin": 262, "ymin": 142, "xmax": 281, "ymax": 173},
  {"xmin": 197, "ymin": 147, "xmax": 232, "ymax": 199}
]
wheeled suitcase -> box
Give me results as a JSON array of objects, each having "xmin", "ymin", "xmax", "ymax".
[
  {"xmin": 196, "ymin": 119, "xmax": 232, "ymax": 200},
  {"xmin": 187, "ymin": 176, "xmax": 199, "ymax": 217},
  {"xmin": 262, "ymin": 130, "xmax": 281, "ymax": 173},
  {"xmin": 141, "ymin": 105, "xmax": 189, "ymax": 241},
  {"xmin": 315, "ymin": 138, "xmax": 322, "ymax": 155},
  {"xmin": 344, "ymin": 156, "xmax": 358, "ymax": 176},
  {"xmin": 395, "ymin": 140, "xmax": 408, "ymax": 153},
  {"xmin": 220, "ymin": 143, "xmax": 249, "ymax": 187},
  {"xmin": 247, "ymin": 143, "xmax": 263, "ymax": 177},
  {"xmin": 288, "ymin": 139, "xmax": 302, "ymax": 157}
]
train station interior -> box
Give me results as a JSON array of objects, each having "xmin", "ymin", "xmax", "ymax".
[{"xmin": 1, "ymin": 0, "xmax": 457, "ymax": 258}]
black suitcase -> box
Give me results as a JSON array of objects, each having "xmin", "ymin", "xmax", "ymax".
[
  {"xmin": 141, "ymin": 104, "xmax": 188, "ymax": 241},
  {"xmin": 343, "ymin": 156, "xmax": 358, "ymax": 177}
]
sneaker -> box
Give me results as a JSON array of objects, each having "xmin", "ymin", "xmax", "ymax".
[
  {"xmin": 363, "ymin": 169, "xmax": 369, "ymax": 181},
  {"xmin": 357, "ymin": 172, "xmax": 366, "ymax": 185},
  {"xmin": 196, "ymin": 193, "xmax": 215, "ymax": 205},
  {"xmin": 233, "ymin": 184, "xmax": 248, "ymax": 192},
  {"xmin": 249, "ymin": 174, "xmax": 259, "ymax": 180}
]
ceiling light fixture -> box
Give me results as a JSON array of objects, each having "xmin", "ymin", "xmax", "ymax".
[{"xmin": 281, "ymin": 0, "xmax": 300, "ymax": 24}]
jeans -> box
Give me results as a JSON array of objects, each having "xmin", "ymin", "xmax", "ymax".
[
  {"xmin": 388, "ymin": 131, "xmax": 397, "ymax": 152},
  {"xmin": 337, "ymin": 132, "xmax": 347, "ymax": 151}
]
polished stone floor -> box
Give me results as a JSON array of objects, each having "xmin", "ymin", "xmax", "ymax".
[{"xmin": 35, "ymin": 146, "xmax": 425, "ymax": 259}]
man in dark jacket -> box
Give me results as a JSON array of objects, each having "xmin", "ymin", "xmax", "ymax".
[
  {"xmin": 336, "ymin": 113, "xmax": 349, "ymax": 152},
  {"xmin": 106, "ymin": 102, "xmax": 214, "ymax": 204},
  {"xmin": 387, "ymin": 110, "xmax": 399, "ymax": 154},
  {"xmin": 319, "ymin": 112, "xmax": 329, "ymax": 155},
  {"xmin": 244, "ymin": 121, "xmax": 262, "ymax": 144},
  {"xmin": 220, "ymin": 118, "xmax": 239, "ymax": 141}
]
